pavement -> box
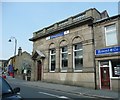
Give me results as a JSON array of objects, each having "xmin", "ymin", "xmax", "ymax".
[{"xmin": 6, "ymin": 76, "xmax": 120, "ymax": 100}]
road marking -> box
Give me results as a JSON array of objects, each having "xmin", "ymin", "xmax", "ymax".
[
  {"xmin": 59, "ymin": 96, "xmax": 69, "ymax": 99},
  {"xmin": 38, "ymin": 92, "xmax": 69, "ymax": 99}
]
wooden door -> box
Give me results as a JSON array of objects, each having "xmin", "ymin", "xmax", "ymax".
[
  {"xmin": 100, "ymin": 67, "xmax": 110, "ymax": 89},
  {"xmin": 37, "ymin": 60, "xmax": 42, "ymax": 81}
]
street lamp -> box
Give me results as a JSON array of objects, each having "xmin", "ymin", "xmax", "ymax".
[
  {"xmin": 8, "ymin": 37, "xmax": 17, "ymax": 56},
  {"xmin": 8, "ymin": 37, "xmax": 17, "ymax": 78}
]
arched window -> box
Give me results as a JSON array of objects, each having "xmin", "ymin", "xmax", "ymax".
[
  {"xmin": 49, "ymin": 43, "xmax": 56, "ymax": 72},
  {"xmin": 60, "ymin": 40, "xmax": 68, "ymax": 71},
  {"xmin": 73, "ymin": 37, "xmax": 83, "ymax": 71}
]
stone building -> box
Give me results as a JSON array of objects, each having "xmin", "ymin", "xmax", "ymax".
[
  {"xmin": 7, "ymin": 47, "xmax": 33, "ymax": 79},
  {"xmin": 29, "ymin": 8, "xmax": 110, "ymax": 89},
  {"xmin": 93, "ymin": 14, "xmax": 120, "ymax": 91},
  {"xmin": 0, "ymin": 60, "xmax": 8, "ymax": 70}
]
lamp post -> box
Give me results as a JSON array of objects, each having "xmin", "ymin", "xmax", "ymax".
[
  {"xmin": 8, "ymin": 37, "xmax": 17, "ymax": 78},
  {"xmin": 8, "ymin": 37, "xmax": 17, "ymax": 56}
]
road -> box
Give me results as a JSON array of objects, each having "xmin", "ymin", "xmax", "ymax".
[{"xmin": 6, "ymin": 78, "xmax": 104, "ymax": 100}]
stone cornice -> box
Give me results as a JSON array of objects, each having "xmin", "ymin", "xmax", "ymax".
[{"xmin": 29, "ymin": 17, "xmax": 94, "ymax": 41}]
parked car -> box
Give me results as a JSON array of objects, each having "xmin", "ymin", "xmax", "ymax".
[{"xmin": 0, "ymin": 76, "xmax": 22, "ymax": 100}]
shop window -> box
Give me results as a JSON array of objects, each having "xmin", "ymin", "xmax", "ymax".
[
  {"xmin": 105, "ymin": 24, "xmax": 117, "ymax": 46},
  {"xmin": 111, "ymin": 60, "xmax": 120, "ymax": 77},
  {"xmin": 61, "ymin": 46, "xmax": 68, "ymax": 70},
  {"xmin": 49, "ymin": 49, "xmax": 56, "ymax": 71},
  {"xmin": 73, "ymin": 43, "xmax": 83, "ymax": 70}
]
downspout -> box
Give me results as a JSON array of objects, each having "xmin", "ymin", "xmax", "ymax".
[{"xmin": 91, "ymin": 24, "xmax": 97, "ymax": 90}]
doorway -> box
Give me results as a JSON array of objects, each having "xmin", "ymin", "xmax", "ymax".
[
  {"xmin": 100, "ymin": 67, "xmax": 110, "ymax": 89},
  {"xmin": 37, "ymin": 60, "xmax": 42, "ymax": 81}
]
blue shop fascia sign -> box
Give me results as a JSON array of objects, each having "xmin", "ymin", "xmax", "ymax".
[
  {"xmin": 95, "ymin": 46, "xmax": 120, "ymax": 55},
  {"xmin": 50, "ymin": 32, "xmax": 64, "ymax": 39},
  {"xmin": 46, "ymin": 30, "xmax": 69, "ymax": 40}
]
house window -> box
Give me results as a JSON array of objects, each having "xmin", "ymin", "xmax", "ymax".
[
  {"xmin": 61, "ymin": 46, "xmax": 68, "ymax": 70},
  {"xmin": 73, "ymin": 43, "xmax": 83, "ymax": 70},
  {"xmin": 111, "ymin": 60, "xmax": 120, "ymax": 77},
  {"xmin": 50, "ymin": 49, "xmax": 56, "ymax": 71},
  {"xmin": 105, "ymin": 24, "xmax": 117, "ymax": 46}
]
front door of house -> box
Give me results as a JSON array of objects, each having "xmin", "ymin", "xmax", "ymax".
[
  {"xmin": 37, "ymin": 60, "xmax": 42, "ymax": 81},
  {"xmin": 100, "ymin": 67, "xmax": 110, "ymax": 89}
]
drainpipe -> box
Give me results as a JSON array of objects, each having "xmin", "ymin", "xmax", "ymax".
[{"xmin": 91, "ymin": 24, "xmax": 97, "ymax": 90}]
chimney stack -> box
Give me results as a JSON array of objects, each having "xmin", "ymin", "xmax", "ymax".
[{"xmin": 18, "ymin": 47, "xmax": 22, "ymax": 56}]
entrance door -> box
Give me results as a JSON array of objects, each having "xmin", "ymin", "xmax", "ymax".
[
  {"xmin": 100, "ymin": 67, "xmax": 110, "ymax": 89},
  {"xmin": 37, "ymin": 60, "xmax": 42, "ymax": 81}
]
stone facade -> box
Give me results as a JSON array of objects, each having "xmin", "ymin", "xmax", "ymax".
[
  {"xmin": 29, "ymin": 8, "xmax": 119, "ymax": 90},
  {"xmin": 0, "ymin": 60, "xmax": 7, "ymax": 68},
  {"xmin": 93, "ymin": 15, "xmax": 120, "ymax": 91},
  {"xmin": 0, "ymin": 60, "xmax": 8, "ymax": 71},
  {"xmin": 7, "ymin": 47, "xmax": 33, "ymax": 80}
]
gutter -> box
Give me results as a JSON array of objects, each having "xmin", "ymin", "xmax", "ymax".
[{"xmin": 93, "ymin": 14, "xmax": 120, "ymax": 24}]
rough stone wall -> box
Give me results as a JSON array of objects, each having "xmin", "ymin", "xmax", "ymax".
[
  {"xmin": 94, "ymin": 17, "xmax": 119, "ymax": 90},
  {"xmin": 14, "ymin": 52, "xmax": 33, "ymax": 79},
  {"xmin": 94, "ymin": 19, "xmax": 119, "ymax": 50},
  {"xmin": 33, "ymin": 24, "xmax": 95, "ymax": 88},
  {"xmin": 31, "ymin": 8, "xmax": 105, "ymax": 88},
  {"xmin": 43, "ymin": 73, "xmax": 95, "ymax": 88}
]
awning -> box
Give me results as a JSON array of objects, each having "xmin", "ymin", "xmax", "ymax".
[{"xmin": 32, "ymin": 50, "xmax": 45, "ymax": 60}]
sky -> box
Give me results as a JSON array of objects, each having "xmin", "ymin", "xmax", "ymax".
[{"xmin": 1, "ymin": 1, "xmax": 119, "ymax": 60}]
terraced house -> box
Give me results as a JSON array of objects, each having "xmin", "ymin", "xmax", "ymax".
[
  {"xmin": 93, "ymin": 14, "xmax": 120, "ymax": 91},
  {"xmin": 29, "ymin": 8, "xmax": 120, "ymax": 91}
]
